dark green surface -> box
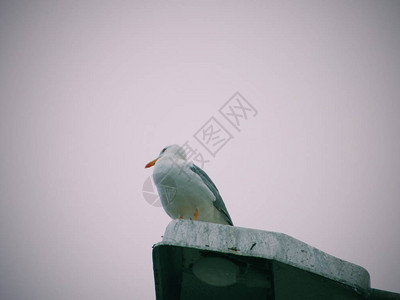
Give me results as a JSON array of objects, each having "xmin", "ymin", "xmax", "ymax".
[
  {"xmin": 153, "ymin": 244, "xmax": 386, "ymax": 300},
  {"xmin": 153, "ymin": 245, "xmax": 273, "ymax": 300},
  {"xmin": 368, "ymin": 289, "xmax": 400, "ymax": 300}
]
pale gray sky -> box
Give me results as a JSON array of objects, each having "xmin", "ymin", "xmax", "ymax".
[{"xmin": 1, "ymin": 1, "xmax": 399, "ymax": 299}]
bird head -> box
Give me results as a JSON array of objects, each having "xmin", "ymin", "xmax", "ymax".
[{"xmin": 145, "ymin": 144, "xmax": 186, "ymax": 168}]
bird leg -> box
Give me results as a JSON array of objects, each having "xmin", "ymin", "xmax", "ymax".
[{"xmin": 194, "ymin": 208, "xmax": 199, "ymax": 221}]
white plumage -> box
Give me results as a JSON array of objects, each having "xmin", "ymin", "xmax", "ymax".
[{"xmin": 145, "ymin": 145, "xmax": 233, "ymax": 226}]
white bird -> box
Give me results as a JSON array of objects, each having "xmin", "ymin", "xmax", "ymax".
[{"xmin": 145, "ymin": 145, "xmax": 233, "ymax": 226}]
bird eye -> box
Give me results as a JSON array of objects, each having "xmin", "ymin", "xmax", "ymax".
[{"xmin": 160, "ymin": 147, "xmax": 167, "ymax": 154}]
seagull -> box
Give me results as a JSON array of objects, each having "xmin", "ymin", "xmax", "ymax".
[{"xmin": 145, "ymin": 145, "xmax": 233, "ymax": 226}]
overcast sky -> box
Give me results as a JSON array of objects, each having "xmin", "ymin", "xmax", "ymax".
[{"xmin": 1, "ymin": 1, "xmax": 400, "ymax": 299}]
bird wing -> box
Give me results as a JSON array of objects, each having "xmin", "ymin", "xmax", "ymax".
[{"xmin": 189, "ymin": 164, "xmax": 233, "ymax": 225}]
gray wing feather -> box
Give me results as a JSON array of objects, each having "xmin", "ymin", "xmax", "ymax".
[{"xmin": 189, "ymin": 164, "xmax": 233, "ymax": 226}]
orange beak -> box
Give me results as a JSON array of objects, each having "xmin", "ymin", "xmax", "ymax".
[{"xmin": 145, "ymin": 158, "xmax": 158, "ymax": 168}]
